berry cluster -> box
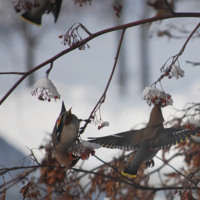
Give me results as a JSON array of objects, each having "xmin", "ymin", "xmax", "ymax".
[
  {"xmin": 113, "ymin": 1, "xmax": 123, "ymax": 18},
  {"xmin": 13, "ymin": 0, "xmax": 39, "ymax": 13},
  {"xmin": 59, "ymin": 25, "xmax": 90, "ymax": 50},
  {"xmin": 74, "ymin": 0, "xmax": 92, "ymax": 7},
  {"xmin": 31, "ymin": 88, "xmax": 58, "ymax": 102},
  {"xmin": 150, "ymin": 93, "xmax": 172, "ymax": 107},
  {"xmin": 68, "ymin": 143, "xmax": 95, "ymax": 161},
  {"xmin": 142, "ymin": 87, "xmax": 173, "ymax": 107}
]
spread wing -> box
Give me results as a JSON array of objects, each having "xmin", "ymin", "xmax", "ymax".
[
  {"xmin": 88, "ymin": 129, "xmax": 145, "ymax": 151},
  {"xmin": 88, "ymin": 128, "xmax": 199, "ymax": 152},
  {"xmin": 149, "ymin": 128, "xmax": 199, "ymax": 151}
]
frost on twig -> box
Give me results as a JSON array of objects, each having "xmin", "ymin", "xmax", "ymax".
[
  {"xmin": 142, "ymin": 87, "xmax": 173, "ymax": 107},
  {"xmin": 98, "ymin": 121, "xmax": 110, "ymax": 130},
  {"xmin": 81, "ymin": 141, "xmax": 101, "ymax": 149},
  {"xmin": 89, "ymin": 107, "xmax": 110, "ymax": 131},
  {"xmin": 31, "ymin": 77, "xmax": 61, "ymax": 102},
  {"xmin": 188, "ymin": 119, "xmax": 200, "ymax": 128},
  {"xmin": 160, "ymin": 62, "xmax": 185, "ymax": 81},
  {"xmin": 171, "ymin": 64, "xmax": 185, "ymax": 79}
]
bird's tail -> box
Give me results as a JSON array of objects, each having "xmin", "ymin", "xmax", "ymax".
[
  {"xmin": 21, "ymin": 12, "xmax": 42, "ymax": 26},
  {"xmin": 121, "ymin": 163, "xmax": 138, "ymax": 178}
]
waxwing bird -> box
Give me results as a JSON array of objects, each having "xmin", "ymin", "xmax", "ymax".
[
  {"xmin": 21, "ymin": 0, "xmax": 62, "ymax": 26},
  {"xmin": 88, "ymin": 106, "xmax": 199, "ymax": 178},
  {"xmin": 52, "ymin": 101, "xmax": 80, "ymax": 168}
]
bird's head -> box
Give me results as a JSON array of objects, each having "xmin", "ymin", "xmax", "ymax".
[
  {"xmin": 53, "ymin": 102, "xmax": 78, "ymax": 143},
  {"xmin": 147, "ymin": 105, "xmax": 165, "ymax": 127},
  {"xmin": 56, "ymin": 105, "xmax": 73, "ymax": 130}
]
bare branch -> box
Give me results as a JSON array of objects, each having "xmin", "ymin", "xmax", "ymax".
[
  {"xmin": 0, "ymin": 72, "xmax": 27, "ymax": 75},
  {"xmin": 1, "ymin": 12, "xmax": 200, "ymax": 105},
  {"xmin": 186, "ymin": 60, "xmax": 200, "ymax": 66}
]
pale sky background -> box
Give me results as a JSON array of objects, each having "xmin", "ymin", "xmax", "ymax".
[{"xmin": 0, "ymin": 0, "xmax": 200, "ymax": 199}]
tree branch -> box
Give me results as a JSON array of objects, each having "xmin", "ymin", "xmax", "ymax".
[{"xmin": 1, "ymin": 12, "xmax": 200, "ymax": 105}]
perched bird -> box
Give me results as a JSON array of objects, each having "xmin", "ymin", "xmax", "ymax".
[
  {"xmin": 88, "ymin": 106, "xmax": 199, "ymax": 178},
  {"xmin": 52, "ymin": 101, "xmax": 80, "ymax": 168},
  {"xmin": 21, "ymin": 0, "xmax": 62, "ymax": 26}
]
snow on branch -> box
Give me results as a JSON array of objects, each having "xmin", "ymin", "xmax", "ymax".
[
  {"xmin": 31, "ymin": 77, "xmax": 61, "ymax": 101},
  {"xmin": 142, "ymin": 86, "xmax": 173, "ymax": 107}
]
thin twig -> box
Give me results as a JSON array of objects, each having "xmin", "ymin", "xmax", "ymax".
[
  {"xmin": 45, "ymin": 62, "xmax": 53, "ymax": 78},
  {"xmin": 94, "ymin": 154, "xmax": 139, "ymax": 187},
  {"xmin": 0, "ymin": 72, "xmax": 27, "ymax": 75},
  {"xmin": 150, "ymin": 153, "xmax": 183, "ymax": 174},
  {"xmin": 1, "ymin": 162, "xmax": 200, "ymax": 192},
  {"xmin": 156, "ymin": 155, "xmax": 198, "ymax": 186},
  {"xmin": 79, "ymin": 28, "xmax": 126, "ymax": 135},
  {"xmin": 163, "ymin": 0, "xmax": 175, "ymax": 14},
  {"xmin": 186, "ymin": 60, "xmax": 200, "ymax": 66},
  {"xmin": 29, "ymin": 148, "xmax": 41, "ymax": 166}
]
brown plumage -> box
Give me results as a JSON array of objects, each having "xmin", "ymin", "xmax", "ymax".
[
  {"xmin": 88, "ymin": 106, "xmax": 199, "ymax": 178},
  {"xmin": 52, "ymin": 102, "xmax": 80, "ymax": 168}
]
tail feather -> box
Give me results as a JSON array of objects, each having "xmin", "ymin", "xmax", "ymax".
[
  {"xmin": 121, "ymin": 162, "xmax": 139, "ymax": 178},
  {"xmin": 21, "ymin": 12, "xmax": 42, "ymax": 26}
]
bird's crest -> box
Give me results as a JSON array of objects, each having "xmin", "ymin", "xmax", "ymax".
[{"xmin": 60, "ymin": 101, "xmax": 67, "ymax": 114}]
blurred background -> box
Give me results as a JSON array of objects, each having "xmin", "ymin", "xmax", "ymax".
[{"xmin": 0, "ymin": 0, "xmax": 200, "ymax": 199}]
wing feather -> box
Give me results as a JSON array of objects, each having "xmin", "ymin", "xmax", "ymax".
[
  {"xmin": 150, "ymin": 128, "xmax": 199, "ymax": 150},
  {"xmin": 88, "ymin": 129, "xmax": 144, "ymax": 150}
]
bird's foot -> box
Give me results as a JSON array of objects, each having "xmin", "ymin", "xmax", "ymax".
[{"xmin": 146, "ymin": 159, "xmax": 155, "ymax": 168}]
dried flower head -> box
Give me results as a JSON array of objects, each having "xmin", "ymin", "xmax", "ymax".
[
  {"xmin": 31, "ymin": 77, "xmax": 61, "ymax": 102},
  {"xmin": 59, "ymin": 23, "xmax": 90, "ymax": 50},
  {"xmin": 171, "ymin": 64, "xmax": 185, "ymax": 79}
]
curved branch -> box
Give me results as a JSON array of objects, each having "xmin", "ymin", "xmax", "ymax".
[
  {"xmin": 0, "ymin": 72, "xmax": 27, "ymax": 75},
  {"xmin": 1, "ymin": 12, "xmax": 200, "ymax": 105}
]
